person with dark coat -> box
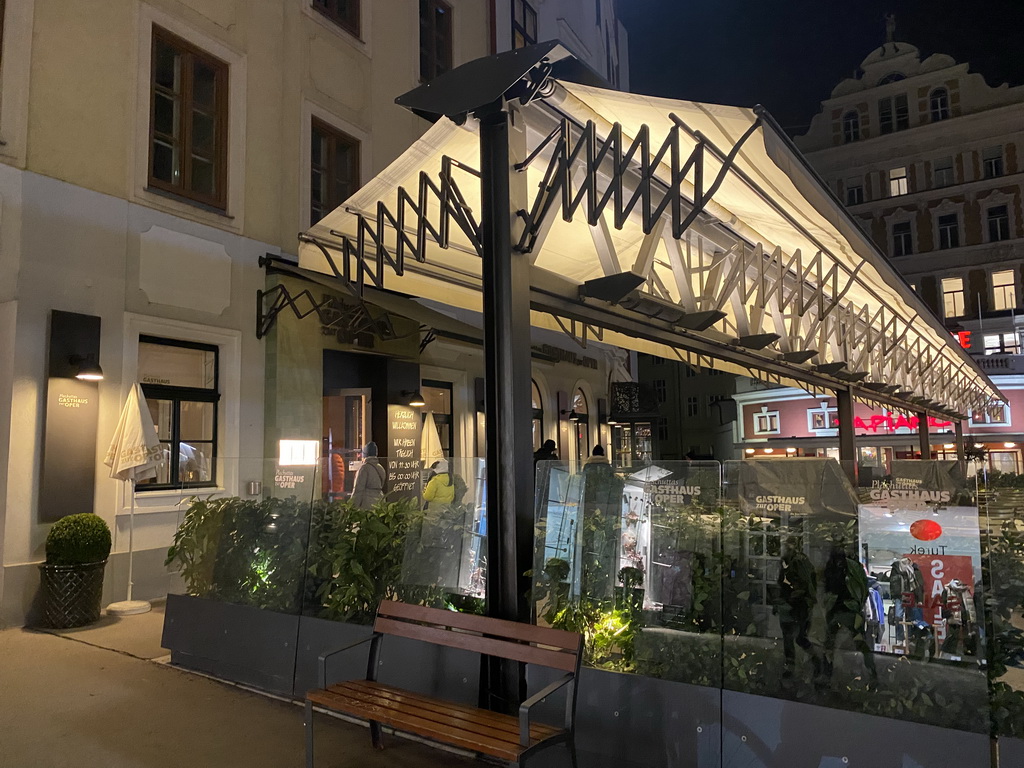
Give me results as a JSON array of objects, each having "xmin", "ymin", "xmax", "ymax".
[
  {"xmin": 777, "ymin": 537, "xmax": 820, "ymax": 679},
  {"xmin": 533, "ymin": 439, "xmax": 558, "ymax": 465},
  {"xmin": 350, "ymin": 441, "xmax": 386, "ymax": 508},
  {"xmin": 823, "ymin": 545, "xmax": 877, "ymax": 682}
]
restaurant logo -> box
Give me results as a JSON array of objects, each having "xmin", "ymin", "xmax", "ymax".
[
  {"xmin": 910, "ymin": 519, "xmax": 943, "ymax": 541},
  {"xmin": 58, "ymin": 394, "xmax": 89, "ymax": 408}
]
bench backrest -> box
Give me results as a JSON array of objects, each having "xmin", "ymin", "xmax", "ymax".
[{"xmin": 374, "ymin": 600, "xmax": 582, "ymax": 673}]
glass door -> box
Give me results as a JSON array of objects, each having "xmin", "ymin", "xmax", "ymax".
[{"xmin": 322, "ymin": 387, "xmax": 371, "ymax": 501}]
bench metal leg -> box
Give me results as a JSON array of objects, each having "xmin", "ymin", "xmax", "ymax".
[
  {"xmin": 369, "ymin": 720, "xmax": 384, "ymax": 750},
  {"xmin": 305, "ymin": 700, "xmax": 314, "ymax": 768}
]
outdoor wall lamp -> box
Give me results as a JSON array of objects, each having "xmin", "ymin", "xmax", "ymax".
[
  {"xmin": 70, "ymin": 354, "xmax": 104, "ymax": 381},
  {"xmin": 403, "ymin": 390, "xmax": 426, "ymax": 407}
]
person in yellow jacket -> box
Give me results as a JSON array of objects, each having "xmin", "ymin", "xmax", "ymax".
[{"xmin": 423, "ymin": 459, "xmax": 456, "ymax": 507}]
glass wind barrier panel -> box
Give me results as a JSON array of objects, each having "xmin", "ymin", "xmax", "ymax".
[
  {"xmin": 533, "ymin": 459, "xmax": 723, "ymax": 685},
  {"xmin": 716, "ymin": 458, "xmax": 989, "ymax": 733},
  {"xmin": 978, "ymin": 460, "xmax": 1024, "ymax": 740},
  {"xmin": 163, "ymin": 455, "xmax": 488, "ymax": 623},
  {"xmin": 302, "ymin": 456, "xmax": 487, "ymax": 625},
  {"xmin": 163, "ymin": 458, "xmax": 317, "ymax": 615}
]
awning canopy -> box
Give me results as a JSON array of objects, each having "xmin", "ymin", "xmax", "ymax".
[{"xmin": 298, "ymin": 49, "xmax": 1000, "ymax": 419}]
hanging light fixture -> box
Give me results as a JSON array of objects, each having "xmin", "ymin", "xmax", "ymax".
[
  {"xmin": 71, "ymin": 354, "xmax": 104, "ymax": 381},
  {"xmin": 403, "ymin": 390, "xmax": 426, "ymax": 407}
]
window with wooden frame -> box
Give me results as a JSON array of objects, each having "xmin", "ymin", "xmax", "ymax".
[
  {"xmin": 149, "ymin": 27, "xmax": 229, "ymax": 210},
  {"xmin": 419, "ymin": 0, "xmax": 452, "ymax": 82},
  {"xmin": 512, "ymin": 0, "xmax": 538, "ymax": 49},
  {"xmin": 310, "ymin": 118, "xmax": 360, "ymax": 226},
  {"xmin": 137, "ymin": 336, "xmax": 219, "ymax": 491},
  {"xmin": 312, "ymin": 0, "xmax": 360, "ymax": 37}
]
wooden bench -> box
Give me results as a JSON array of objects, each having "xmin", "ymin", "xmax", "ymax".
[{"xmin": 305, "ymin": 600, "xmax": 583, "ymax": 768}]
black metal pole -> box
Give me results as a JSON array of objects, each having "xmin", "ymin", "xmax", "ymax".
[
  {"xmin": 917, "ymin": 411, "xmax": 930, "ymax": 459},
  {"xmin": 478, "ymin": 103, "xmax": 533, "ymax": 713},
  {"xmin": 836, "ymin": 388, "xmax": 858, "ymax": 485}
]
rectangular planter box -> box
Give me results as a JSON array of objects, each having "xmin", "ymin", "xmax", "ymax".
[{"xmin": 162, "ymin": 593, "xmax": 301, "ymax": 697}]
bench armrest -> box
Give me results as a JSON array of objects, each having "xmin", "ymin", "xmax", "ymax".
[
  {"xmin": 318, "ymin": 633, "xmax": 381, "ymax": 689},
  {"xmin": 518, "ymin": 673, "xmax": 574, "ymax": 747}
]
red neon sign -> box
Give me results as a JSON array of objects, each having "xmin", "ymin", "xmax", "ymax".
[
  {"xmin": 954, "ymin": 330, "xmax": 971, "ymax": 349},
  {"xmin": 846, "ymin": 413, "xmax": 953, "ymax": 433}
]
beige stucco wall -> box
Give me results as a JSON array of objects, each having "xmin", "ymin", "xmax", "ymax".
[{"xmin": 14, "ymin": 0, "xmax": 489, "ymax": 254}]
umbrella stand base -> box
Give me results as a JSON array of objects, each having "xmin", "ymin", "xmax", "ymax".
[{"xmin": 106, "ymin": 599, "xmax": 152, "ymax": 617}]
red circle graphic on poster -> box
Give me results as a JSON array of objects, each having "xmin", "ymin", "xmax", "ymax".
[{"xmin": 910, "ymin": 519, "xmax": 943, "ymax": 541}]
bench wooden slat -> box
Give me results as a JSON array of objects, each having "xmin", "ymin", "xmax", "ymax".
[
  {"xmin": 308, "ymin": 687, "xmax": 551, "ymax": 760},
  {"xmin": 375, "ymin": 616, "xmax": 577, "ymax": 672},
  {"xmin": 335, "ymin": 681, "xmax": 561, "ymax": 739},
  {"xmin": 377, "ymin": 600, "xmax": 580, "ymax": 651},
  {"xmin": 323, "ymin": 682, "xmax": 560, "ymax": 746}
]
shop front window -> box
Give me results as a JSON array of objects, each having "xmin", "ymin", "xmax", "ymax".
[{"xmin": 137, "ymin": 336, "xmax": 218, "ymax": 490}]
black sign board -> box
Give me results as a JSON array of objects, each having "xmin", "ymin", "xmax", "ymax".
[
  {"xmin": 40, "ymin": 311, "xmax": 102, "ymax": 522},
  {"xmin": 386, "ymin": 405, "xmax": 421, "ymax": 501}
]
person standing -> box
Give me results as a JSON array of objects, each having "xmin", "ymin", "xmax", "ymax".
[
  {"xmin": 533, "ymin": 439, "xmax": 558, "ymax": 465},
  {"xmin": 350, "ymin": 441, "xmax": 386, "ymax": 508},
  {"xmin": 423, "ymin": 459, "xmax": 455, "ymax": 507},
  {"xmin": 777, "ymin": 536, "xmax": 820, "ymax": 680}
]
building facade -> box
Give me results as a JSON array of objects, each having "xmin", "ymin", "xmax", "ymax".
[
  {"xmin": 722, "ymin": 34, "xmax": 1024, "ymax": 472},
  {"xmin": 0, "ymin": 0, "xmax": 627, "ymax": 627}
]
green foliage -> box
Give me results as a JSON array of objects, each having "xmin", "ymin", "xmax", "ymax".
[
  {"xmin": 982, "ymin": 517, "xmax": 1024, "ymax": 737},
  {"xmin": 166, "ymin": 495, "xmax": 311, "ymax": 613},
  {"xmin": 46, "ymin": 513, "xmax": 112, "ymax": 565},
  {"xmin": 309, "ymin": 497, "xmax": 418, "ymax": 624},
  {"xmin": 167, "ymin": 494, "xmax": 478, "ymax": 625}
]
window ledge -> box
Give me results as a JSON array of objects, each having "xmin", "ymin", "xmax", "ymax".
[{"xmin": 144, "ymin": 186, "xmax": 233, "ymax": 219}]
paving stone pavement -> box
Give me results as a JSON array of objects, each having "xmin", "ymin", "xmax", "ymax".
[{"xmin": 0, "ymin": 625, "xmax": 478, "ymax": 768}]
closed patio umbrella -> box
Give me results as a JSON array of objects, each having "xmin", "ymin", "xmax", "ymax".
[
  {"xmin": 421, "ymin": 410, "xmax": 445, "ymax": 466},
  {"xmin": 102, "ymin": 383, "xmax": 164, "ymax": 616}
]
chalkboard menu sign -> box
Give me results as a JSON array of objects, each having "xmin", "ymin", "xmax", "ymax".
[{"xmin": 386, "ymin": 405, "xmax": 421, "ymax": 501}]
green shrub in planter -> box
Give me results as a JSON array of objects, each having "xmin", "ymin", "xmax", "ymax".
[
  {"xmin": 46, "ymin": 513, "xmax": 112, "ymax": 565},
  {"xmin": 39, "ymin": 513, "xmax": 112, "ymax": 629}
]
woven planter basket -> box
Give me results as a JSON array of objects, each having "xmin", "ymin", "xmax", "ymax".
[{"xmin": 38, "ymin": 560, "xmax": 107, "ymax": 629}]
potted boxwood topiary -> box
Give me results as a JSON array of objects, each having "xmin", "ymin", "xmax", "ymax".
[{"xmin": 38, "ymin": 513, "xmax": 112, "ymax": 628}]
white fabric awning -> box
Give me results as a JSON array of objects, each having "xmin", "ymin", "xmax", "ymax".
[{"xmin": 298, "ymin": 78, "xmax": 1000, "ymax": 417}]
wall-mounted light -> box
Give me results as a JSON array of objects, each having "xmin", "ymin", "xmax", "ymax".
[
  {"xmin": 943, "ymin": 443, "xmax": 955, "ymax": 450},
  {"xmin": 403, "ymin": 390, "xmax": 426, "ymax": 407},
  {"xmin": 763, "ymin": 447, "xmax": 774, "ymax": 454},
  {"xmin": 70, "ymin": 354, "xmax": 104, "ymax": 381},
  {"xmin": 786, "ymin": 447, "xmax": 796, "ymax": 454},
  {"xmin": 745, "ymin": 448, "xmax": 755, "ymax": 455},
  {"xmin": 1005, "ymin": 442, "xmax": 1017, "ymax": 449},
  {"xmin": 561, "ymin": 409, "xmax": 580, "ymax": 422}
]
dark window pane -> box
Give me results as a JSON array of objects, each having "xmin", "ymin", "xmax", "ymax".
[
  {"xmin": 191, "ymin": 156, "xmax": 215, "ymax": 196},
  {"xmin": 193, "ymin": 61, "xmax": 217, "ymax": 109},
  {"xmin": 153, "ymin": 93, "xmax": 177, "ymax": 138},
  {"xmin": 191, "ymin": 110, "xmax": 215, "ymax": 156},
  {"xmin": 151, "ymin": 141, "xmax": 176, "ymax": 183},
  {"xmin": 154, "ymin": 41, "xmax": 180, "ymax": 91}
]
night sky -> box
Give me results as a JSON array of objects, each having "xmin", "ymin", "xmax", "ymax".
[{"xmin": 617, "ymin": 0, "xmax": 1024, "ymax": 136}]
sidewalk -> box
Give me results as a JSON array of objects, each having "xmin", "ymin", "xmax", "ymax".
[{"xmin": 0, "ymin": 610, "xmax": 476, "ymax": 768}]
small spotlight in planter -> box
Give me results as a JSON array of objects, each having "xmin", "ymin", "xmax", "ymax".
[{"xmin": 279, "ymin": 439, "xmax": 319, "ymax": 466}]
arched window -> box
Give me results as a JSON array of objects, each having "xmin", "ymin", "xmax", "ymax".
[
  {"xmin": 572, "ymin": 389, "xmax": 590, "ymax": 465},
  {"xmin": 877, "ymin": 72, "xmax": 905, "ymax": 85},
  {"xmin": 842, "ymin": 111, "xmax": 860, "ymax": 143},
  {"xmin": 531, "ymin": 380, "xmax": 543, "ymax": 451},
  {"xmin": 930, "ymin": 88, "xmax": 950, "ymax": 122}
]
